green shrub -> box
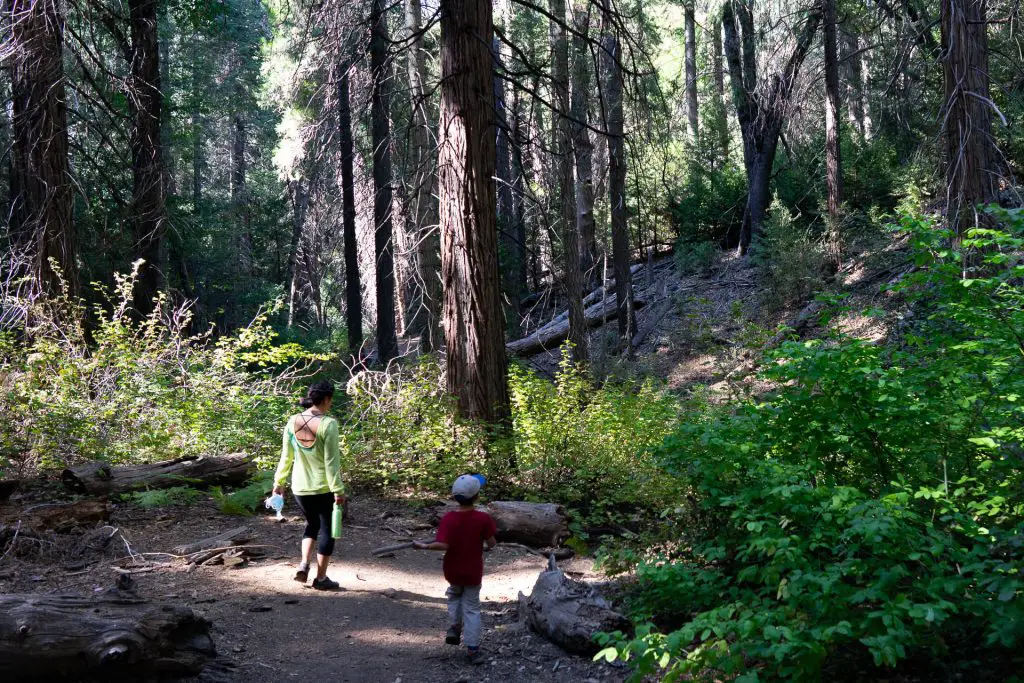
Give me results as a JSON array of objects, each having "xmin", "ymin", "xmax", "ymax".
[
  {"xmin": 340, "ymin": 353, "xmax": 681, "ymax": 527},
  {"xmin": 506, "ymin": 355, "xmax": 681, "ymax": 527},
  {"xmin": 124, "ymin": 485, "xmax": 205, "ymax": 508},
  {"xmin": 600, "ymin": 210, "xmax": 1024, "ymax": 681},
  {"xmin": 751, "ymin": 198, "xmax": 826, "ymax": 308},
  {"xmin": 674, "ymin": 240, "xmax": 720, "ymax": 276},
  {"xmin": 0, "ymin": 264, "xmax": 318, "ymax": 478}
]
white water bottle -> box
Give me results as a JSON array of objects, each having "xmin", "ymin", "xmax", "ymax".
[{"xmin": 265, "ymin": 493, "xmax": 285, "ymax": 520}]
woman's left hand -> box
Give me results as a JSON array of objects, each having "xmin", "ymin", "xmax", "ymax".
[{"xmin": 273, "ymin": 485, "xmax": 284, "ymax": 496}]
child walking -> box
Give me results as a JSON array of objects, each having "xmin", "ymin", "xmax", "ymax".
[{"xmin": 414, "ymin": 474, "xmax": 497, "ymax": 665}]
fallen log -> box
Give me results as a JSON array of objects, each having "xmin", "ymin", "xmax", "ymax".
[
  {"xmin": 0, "ymin": 593, "xmax": 216, "ymax": 680},
  {"xmin": 432, "ymin": 501, "xmax": 569, "ymax": 547},
  {"xmin": 21, "ymin": 499, "xmax": 112, "ymax": 532},
  {"xmin": 518, "ymin": 558, "xmax": 629, "ymax": 655},
  {"xmin": 62, "ymin": 453, "xmax": 254, "ymax": 496},
  {"xmin": 172, "ymin": 526, "xmax": 252, "ymax": 556},
  {"xmin": 631, "ymin": 297, "xmax": 673, "ymax": 349},
  {"xmin": 507, "ymin": 294, "xmax": 649, "ymax": 357}
]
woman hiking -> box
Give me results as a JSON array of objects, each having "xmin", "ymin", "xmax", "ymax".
[{"xmin": 273, "ymin": 380, "xmax": 346, "ymax": 590}]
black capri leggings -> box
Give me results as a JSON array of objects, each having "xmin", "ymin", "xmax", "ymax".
[{"xmin": 294, "ymin": 492, "xmax": 335, "ymax": 556}]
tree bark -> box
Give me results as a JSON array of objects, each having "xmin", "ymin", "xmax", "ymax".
[
  {"xmin": 570, "ymin": 4, "xmax": 597, "ymax": 287},
  {"xmin": 402, "ymin": 0, "xmax": 441, "ymax": 352},
  {"xmin": 0, "ymin": 594, "xmax": 215, "ymax": 679},
  {"xmin": 507, "ymin": 290, "xmax": 648, "ymax": 357},
  {"xmin": 495, "ymin": 37, "xmax": 521, "ymax": 336},
  {"xmin": 128, "ymin": 0, "xmax": 166, "ymax": 317},
  {"xmin": 723, "ymin": 1, "xmax": 820, "ymax": 252},
  {"xmin": 62, "ymin": 453, "xmax": 254, "ymax": 496},
  {"xmin": 684, "ymin": 0, "xmax": 699, "ymax": 144},
  {"xmin": 601, "ymin": 17, "xmax": 636, "ymax": 345},
  {"xmin": 438, "ymin": 0, "xmax": 510, "ymax": 423},
  {"xmin": 519, "ymin": 564, "xmax": 629, "ymax": 655},
  {"xmin": 824, "ymin": 0, "xmax": 843, "ymax": 269},
  {"xmin": 337, "ymin": 65, "xmax": 363, "ymax": 352},
  {"xmin": 286, "ymin": 179, "xmax": 309, "ymax": 328},
  {"xmin": 7, "ymin": 0, "xmax": 76, "ymax": 299},
  {"xmin": 434, "ymin": 501, "xmax": 569, "ymax": 547},
  {"xmin": 710, "ymin": 17, "xmax": 730, "ymax": 159},
  {"xmin": 940, "ymin": 0, "xmax": 999, "ymax": 236},
  {"xmin": 371, "ymin": 0, "xmax": 399, "ymax": 363},
  {"xmin": 550, "ymin": 0, "xmax": 587, "ymax": 362},
  {"xmin": 231, "ymin": 113, "xmax": 252, "ymax": 276}
]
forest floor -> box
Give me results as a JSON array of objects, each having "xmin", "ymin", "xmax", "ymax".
[{"xmin": 0, "ymin": 495, "xmax": 627, "ymax": 683}]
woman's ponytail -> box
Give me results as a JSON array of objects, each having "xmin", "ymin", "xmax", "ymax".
[{"xmin": 301, "ymin": 381, "xmax": 335, "ymax": 409}]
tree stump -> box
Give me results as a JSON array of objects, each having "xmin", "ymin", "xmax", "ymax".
[
  {"xmin": 433, "ymin": 501, "xmax": 569, "ymax": 547},
  {"xmin": 518, "ymin": 562, "xmax": 629, "ymax": 655},
  {"xmin": 61, "ymin": 453, "xmax": 253, "ymax": 496},
  {"xmin": 0, "ymin": 593, "xmax": 216, "ymax": 680}
]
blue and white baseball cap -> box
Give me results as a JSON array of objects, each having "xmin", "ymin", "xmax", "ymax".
[{"xmin": 452, "ymin": 473, "xmax": 487, "ymax": 500}]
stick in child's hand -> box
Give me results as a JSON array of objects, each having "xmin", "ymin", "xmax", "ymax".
[{"xmin": 371, "ymin": 541, "xmax": 427, "ymax": 556}]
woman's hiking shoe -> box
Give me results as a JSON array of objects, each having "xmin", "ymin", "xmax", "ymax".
[
  {"xmin": 293, "ymin": 567, "xmax": 309, "ymax": 583},
  {"xmin": 312, "ymin": 576, "xmax": 340, "ymax": 590},
  {"xmin": 467, "ymin": 648, "xmax": 485, "ymax": 665},
  {"xmin": 445, "ymin": 626, "xmax": 461, "ymax": 645}
]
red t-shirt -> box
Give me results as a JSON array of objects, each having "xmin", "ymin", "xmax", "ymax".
[{"xmin": 436, "ymin": 509, "xmax": 497, "ymax": 586}]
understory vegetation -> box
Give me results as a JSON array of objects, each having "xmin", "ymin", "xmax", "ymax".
[{"xmin": 597, "ymin": 210, "xmax": 1024, "ymax": 681}]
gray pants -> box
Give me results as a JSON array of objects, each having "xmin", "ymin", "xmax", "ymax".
[{"xmin": 446, "ymin": 584, "xmax": 482, "ymax": 648}]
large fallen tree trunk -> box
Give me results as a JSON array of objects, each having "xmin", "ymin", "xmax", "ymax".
[
  {"xmin": 433, "ymin": 501, "xmax": 569, "ymax": 547},
  {"xmin": 62, "ymin": 453, "xmax": 253, "ymax": 496},
  {"xmin": 518, "ymin": 558, "xmax": 629, "ymax": 655},
  {"xmin": 0, "ymin": 593, "xmax": 216, "ymax": 680},
  {"xmin": 21, "ymin": 499, "xmax": 112, "ymax": 532},
  {"xmin": 507, "ymin": 293, "xmax": 649, "ymax": 357}
]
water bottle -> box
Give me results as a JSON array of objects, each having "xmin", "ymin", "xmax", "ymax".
[
  {"xmin": 264, "ymin": 493, "xmax": 285, "ymax": 520},
  {"xmin": 331, "ymin": 501, "xmax": 344, "ymax": 539}
]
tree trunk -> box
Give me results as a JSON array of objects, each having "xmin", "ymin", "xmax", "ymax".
[
  {"xmin": 710, "ymin": 17, "xmax": 730, "ymax": 159},
  {"xmin": 371, "ymin": 0, "xmax": 398, "ymax": 363},
  {"xmin": 570, "ymin": 4, "xmax": 597, "ymax": 287},
  {"xmin": 337, "ymin": 65, "xmax": 363, "ymax": 352},
  {"xmin": 841, "ymin": 28, "xmax": 866, "ymax": 140},
  {"xmin": 21, "ymin": 499, "xmax": 112, "ymax": 532},
  {"xmin": 286, "ymin": 179, "xmax": 309, "ymax": 328},
  {"xmin": 684, "ymin": 0, "xmax": 699, "ymax": 144},
  {"xmin": 8, "ymin": 0, "xmax": 76, "ymax": 299},
  {"xmin": 129, "ymin": 0, "xmax": 166, "ymax": 317},
  {"xmin": 510, "ymin": 88, "xmax": 530, "ymax": 305},
  {"xmin": 823, "ymin": 0, "xmax": 843, "ymax": 268},
  {"xmin": 519, "ymin": 563, "xmax": 629, "ymax": 655},
  {"xmin": 495, "ymin": 37, "xmax": 521, "ymax": 336},
  {"xmin": 62, "ymin": 453, "xmax": 254, "ymax": 496},
  {"xmin": 0, "ymin": 594, "xmax": 215, "ymax": 679},
  {"xmin": 434, "ymin": 501, "xmax": 569, "ymax": 547},
  {"xmin": 438, "ymin": 0, "xmax": 510, "ymax": 423},
  {"xmin": 507, "ymin": 290, "xmax": 649, "ymax": 357},
  {"xmin": 601, "ymin": 20, "xmax": 636, "ymax": 344},
  {"xmin": 940, "ymin": 0, "xmax": 999, "ymax": 236},
  {"xmin": 723, "ymin": 0, "xmax": 820, "ymax": 252},
  {"xmin": 550, "ymin": 0, "xmax": 587, "ymax": 362},
  {"xmin": 231, "ymin": 113, "xmax": 252, "ymax": 275},
  {"xmin": 402, "ymin": 0, "xmax": 441, "ymax": 352}
]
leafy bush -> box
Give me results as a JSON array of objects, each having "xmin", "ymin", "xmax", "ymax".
[
  {"xmin": 670, "ymin": 161, "xmax": 747, "ymax": 246},
  {"xmin": 506, "ymin": 356, "xmax": 681, "ymax": 527},
  {"xmin": 341, "ymin": 353, "xmax": 681, "ymax": 527},
  {"xmin": 600, "ymin": 210, "xmax": 1024, "ymax": 681},
  {"xmin": 0, "ymin": 263, "xmax": 317, "ymax": 478},
  {"xmin": 124, "ymin": 485, "xmax": 205, "ymax": 508},
  {"xmin": 212, "ymin": 470, "xmax": 276, "ymax": 516},
  {"xmin": 674, "ymin": 240, "xmax": 720, "ymax": 276},
  {"xmin": 751, "ymin": 198, "xmax": 826, "ymax": 308}
]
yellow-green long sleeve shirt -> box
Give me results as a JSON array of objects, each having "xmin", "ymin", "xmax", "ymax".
[{"xmin": 274, "ymin": 415, "xmax": 345, "ymax": 496}]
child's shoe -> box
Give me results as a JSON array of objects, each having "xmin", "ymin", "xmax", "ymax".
[
  {"xmin": 445, "ymin": 625, "xmax": 462, "ymax": 645},
  {"xmin": 467, "ymin": 647, "xmax": 485, "ymax": 665}
]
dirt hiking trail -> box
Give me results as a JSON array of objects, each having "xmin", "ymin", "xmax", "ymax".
[{"xmin": 0, "ymin": 496, "xmax": 627, "ymax": 683}]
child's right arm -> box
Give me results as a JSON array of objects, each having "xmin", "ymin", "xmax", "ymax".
[{"xmin": 413, "ymin": 540, "xmax": 449, "ymax": 551}]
